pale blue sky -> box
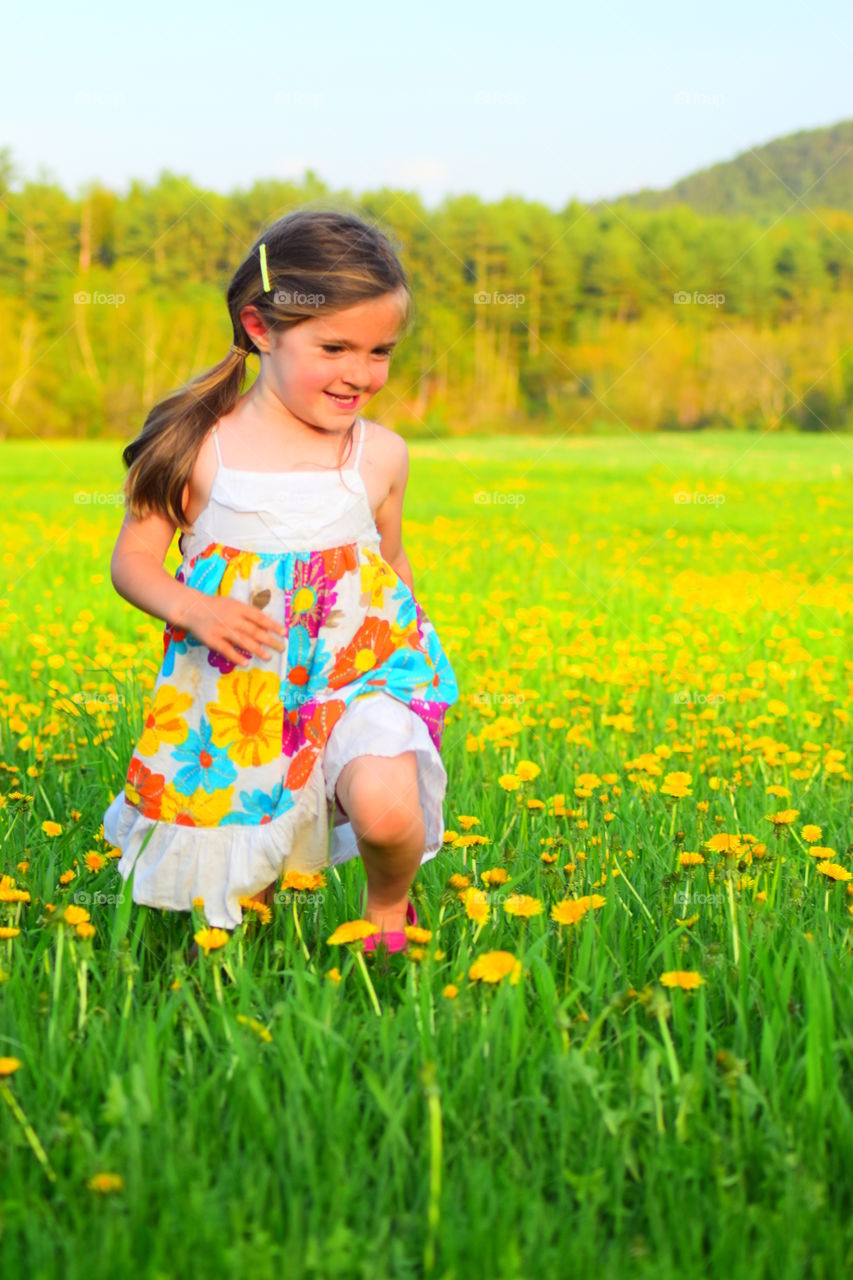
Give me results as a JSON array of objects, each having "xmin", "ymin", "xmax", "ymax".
[{"xmin": 4, "ymin": 0, "xmax": 851, "ymax": 208}]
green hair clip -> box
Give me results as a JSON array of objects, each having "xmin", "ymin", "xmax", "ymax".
[{"xmin": 259, "ymin": 242, "xmax": 270, "ymax": 292}]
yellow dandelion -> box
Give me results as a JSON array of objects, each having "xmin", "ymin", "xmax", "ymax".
[
  {"xmin": 235, "ymin": 1014, "xmax": 273, "ymax": 1043},
  {"xmin": 63, "ymin": 905, "xmax": 90, "ymax": 926},
  {"xmin": 481, "ymin": 867, "xmax": 508, "ymax": 886},
  {"xmin": 84, "ymin": 852, "xmax": 106, "ymax": 872},
  {"xmin": 801, "ymin": 825, "xmax": 822, "ymax": 843},
  {"xmin": 326, "ymin": 919, "xmax": 379, "ymax": 946},
  {"xmin": 0, "ymin": 927, "xmax": 20, "ymax": 939},
  {"xmin": 193, "ymin": 927, "xmax": 230, "ymax": 954},
  {"xmin": 86, "ymin": 1172, "xmax": 124, "ymax": 1194},
  {"xmin": 448, "ymin": 873, "xmax": 471, "ymax": 890},
  {"xmin": 817, "ymin": 861, "xmax": 851, "ymax": 882},
  {"xmin": 326, "ymin": 967, "xmax": 342, "ymax": 983},
  {"xmin": 238, "ymin": 896, "xmax": 272, "ymax": 926},
  {"xmin": 660, "ymin": 970, "xmax": 705, "ymax": 990},
  {"xmin": 806, "ymin": 846, "xmax": 837, "ymax": 860},
  {"xmin": 454, "ymin": 833, "xmax": 491, "ymax": 848},
  {"xmin": 498, "ymin": 774, "xmax": 522, "ymax": 791},
  {"xmin": 469, "ymin": 950, "xmax": 522, "ymax": 985},
  {"xmin": 679, "ymin": 851, "xmax": 705, "ymax": 866},
  {"xmin": 503, "ymin": 893, "xmax": 543, "ymax": 918},
  {"xmin": 552, "ymin": 899, "xmax": 587, "ymax": 925},
  {"xmin": 41, "ymin": 820, "xmax": 62, "ymax": 837},
  {"xmin": 456, "ymin": 815, "xmax": 481, "ymax": 830},
  {"xmin": 405, "ymin": 925, "xmax": 433, "ymax": 944},
  {"xmin": 462, "ymin": 887, "xmax": 490, "ymax": 922},
  {"xmin": 661, "ymin": 772, "xmax": 693, "ymax": 798},
  {"xmin": 705, "ymin": 833, "xmax": 743, "ymax": 854},
  {"xmin": 76, "ymin": 922, "xmax": 96, "ymax": 940},
  {"xmin": 443, "ymin": 984, "xmax": 459, "ymax": 999},
  {"xmin": 515, "ymin": 760, "xmax": 541, "ymax": 781},
  {"xmin": 765, "ymin": 809, "xmax": 800, "ymax": 827},
  {"xmin": 0, "ymin": 1057, "xmax": 22, "ymax": 1075},
  {"xmin": 281, "ymin": 870, "xmax": 325, "ymax": 892}
]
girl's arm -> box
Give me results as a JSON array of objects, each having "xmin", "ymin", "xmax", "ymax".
[
  {"xmin": 110, "ymin": 510, "xmax": 199, "ymax": 626},
  {"xmin": 110, "ymin": 508, "xmax": 286, "ymax": 665},
  {"xmin": 374, "ymin": 435, "xmax": 414, "ymax": 593}
]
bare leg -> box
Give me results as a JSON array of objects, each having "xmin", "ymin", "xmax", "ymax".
[{"xmin": 334, "ymin": 751, "xmax": 426, "ymax": 933}]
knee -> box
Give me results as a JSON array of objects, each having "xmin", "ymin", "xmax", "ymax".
[{"xmin": 347, "ymin": 774, "xmax": 425, "ymax": 849}]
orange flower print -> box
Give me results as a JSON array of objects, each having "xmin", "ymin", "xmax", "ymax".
[
  {"xmin": 137, "ymin": 684, "xmax": 194, "ymax": 757},
  {"xmin": 126, "ymin": 757, "xmax": 166, "ymax": 820},
  {"xmin": 322, "ymin": 543, "xmax": 359, "ymax": 582},
  {"xmin": 327, "ymin": 617, "xmax": 400, "ymax": 690},
  {"xmin": 207, "ymin": 669, "xmax": 284, "ymax": 768},
  {"xmin": 303, "ymin": 698, "xmax": 347, "ymax": 751}
]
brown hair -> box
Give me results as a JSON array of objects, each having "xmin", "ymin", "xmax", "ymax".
[{"xmin": 121, "ymin": 207, "xmax": 412, "ymax": 528}]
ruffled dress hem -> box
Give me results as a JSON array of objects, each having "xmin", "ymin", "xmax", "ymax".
[{"xmin": 103, "ymin": 692, "xmax": 447, "ymax": 931}]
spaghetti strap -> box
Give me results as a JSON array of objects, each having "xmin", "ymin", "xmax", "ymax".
[
  {"xmin": 210, "ymin": 423, "xmax": 223, "ymax": 467},
  {"xmin": 353, "ymin": 417, "xmax": 366, "ymax": 471}
]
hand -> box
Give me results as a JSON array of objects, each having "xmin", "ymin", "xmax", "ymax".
[{"xmin": 179, "ymin": 591, "xmax": 287, "ymax": 667}]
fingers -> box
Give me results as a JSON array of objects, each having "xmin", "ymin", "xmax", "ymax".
[{"xmin": 217, "ymin": 613, "xmax": 289, "ymax": 667}]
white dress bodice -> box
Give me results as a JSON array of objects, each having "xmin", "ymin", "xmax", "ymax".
[{"xmin": 180, "ymin": 415, "xmax": 382, "ymax": 559}]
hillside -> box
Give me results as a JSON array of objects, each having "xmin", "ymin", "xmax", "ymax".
[{"xmin": 607, "ymin": 119, "xmax": 853, "ymax": 218}]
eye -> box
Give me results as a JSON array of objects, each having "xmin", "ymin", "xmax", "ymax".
[{"xmin": 321, "ymin": 344, "xmax": 394, "ymax": 355}]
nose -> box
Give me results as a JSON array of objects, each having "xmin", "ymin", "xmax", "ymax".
[{"xmin": 341, "ymin": 355, "xmax": 372, "ymax": 389}]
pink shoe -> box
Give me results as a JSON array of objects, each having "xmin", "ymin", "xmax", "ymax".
[{"xmin": 361, "ymin": 892, "xmax": 418, "ymax": 954}]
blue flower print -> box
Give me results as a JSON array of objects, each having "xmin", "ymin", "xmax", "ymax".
[{"xmin": 171, "ymin": 717, "xmax": 238, "ymax": 795}]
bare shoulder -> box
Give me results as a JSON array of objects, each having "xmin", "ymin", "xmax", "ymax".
[
  {"xmin": 360, "ymin": 418, "xmax": 409, "ymax": 525},
  {"xmin": 362, "ymin": 418, "xmax": 409, "ymax": 483},
  {"xmin": 181, "ymin": 425, "xmax": 220, "ymax": 528}
]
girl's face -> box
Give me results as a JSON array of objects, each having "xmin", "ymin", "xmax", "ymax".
[{"xmin": 241, "ymin": 287, "xmax": 408, "ymax": 431}]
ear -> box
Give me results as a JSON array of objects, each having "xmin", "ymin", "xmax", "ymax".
[{"xmin": 239, "ymin": 305, "xmax": 273, "ymax": 351}]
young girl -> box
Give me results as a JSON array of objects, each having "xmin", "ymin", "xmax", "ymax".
[{"xmin": 102, "ymin": 209, "xmax": 459, "ymax": 955}]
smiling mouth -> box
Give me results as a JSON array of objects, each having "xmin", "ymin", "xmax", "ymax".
[{"xmin": 324, "ymin": 391, "xmax": 360, "ymax": 405}]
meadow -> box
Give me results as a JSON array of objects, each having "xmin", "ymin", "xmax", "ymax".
[{"xmin": 1, "ymin": 429, "xmax": 851, "ymax": 1279}]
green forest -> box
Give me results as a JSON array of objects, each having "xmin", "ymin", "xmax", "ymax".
[{"xmin": 1, "ymin": 119, "xmax": 852, "ymax": 439}]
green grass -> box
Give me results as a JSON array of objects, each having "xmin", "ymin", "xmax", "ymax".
[{"xmin": 0, "ymin": 430, "xmax": 851, "ymax": 1279}]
